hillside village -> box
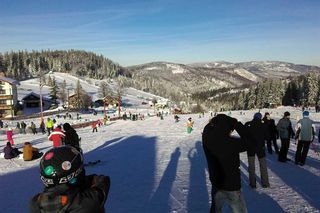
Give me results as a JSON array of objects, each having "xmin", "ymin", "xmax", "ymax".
[{"xmin": 0, "ymin": 66, "xmax": 171, "ymax": 122}]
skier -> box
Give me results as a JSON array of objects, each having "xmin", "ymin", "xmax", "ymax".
[
  {"xmin": 277, "ymin": 111, "xmax": 295, "ymax": 162},
  {"xmin": 245, "ymin": 113, "xmax": 270, "ymax": 188},
  {"xmin": 40, "ymin": 120, "xmax": 46, "ymax": 134},
  {"xmin": 31, "ymin": 122, "xmax": 37, "ymax": 135},
  {"xmin": 294, "ymin": 111, "xmax": 315, "ymax": 166},
  {"xmin": 174, "ymin": 115, "xmax": 180, "ymax": 122},
  {"xmin": 48, "ymin": 124, "xmax": 65, "ymax": 147},
  {"xmin": 6, "ymin": 128, "xmax": 14, "ymax": 145},
  {"xmin": 46, "ymin": 118, "xmax": 54, "ymax": 136},
  {"xmin": 16, "ymin": 122, "xmax": 22, "ymax": 134},
  {"xmin": 23, "ymin": 142, "xmax": 43, "ymax": 161},
  {"xmin": 63, "ymin": 123, "xmax": 80, "ymax": 149},
  {"xmin": 187, "ymin": 117, "xmax": 194, "ymax": 133},
  {"xmin": 263, "ymin": 112, "xmax": 279, "ymax": 154},
  {"xmin": 92, "ymin": 121, "xmax": 98, "ymax": 133},
  {"xmin": 0, "ymin": 119, "xmax": 3, "ymax": 128},
  {"xmin": 202, "ymin": 114, "xmax": 248, "ymax": 213},
  {"xmin": 21, "ymin": 121, "xmax": 27, "ymax": 134},
  {"xmin": 29, "ymin": 146, "xmax": 110, "ymax": 213}
]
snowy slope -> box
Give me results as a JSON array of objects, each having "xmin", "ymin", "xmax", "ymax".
[
  {"xmin": 0, "ymin": 107, "xmax": 320, "ymax": 212},
  {"xmin": 18, "ymin": 72, "xmax": 161, "ymax": 114}
]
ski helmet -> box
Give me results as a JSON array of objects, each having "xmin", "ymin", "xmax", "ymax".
[{"xmin": 40, "ymin": 146, "xmax": 84, "ymax": 187}]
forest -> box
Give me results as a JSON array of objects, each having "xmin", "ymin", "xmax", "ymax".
[
  {"xmin": 196, "ymin": 73, "xmax": 320, "ymax": 111},
  {"xmin": 0, "ymin": 50, "xmax": 129, "ymax": 80}
]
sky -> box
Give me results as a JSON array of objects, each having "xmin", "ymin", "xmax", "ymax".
[{"xmin": 0, "ymin": 0, "xmax": 319, "ymax": 66}]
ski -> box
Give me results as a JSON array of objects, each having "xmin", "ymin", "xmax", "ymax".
[{"xmin": 84, "ymin": 160, "xmax": 102, "ymax": 167}]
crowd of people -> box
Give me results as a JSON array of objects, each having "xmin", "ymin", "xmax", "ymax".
[
  {"xmin": 1, "ymin": 115, "xmax": 110, "ymax": 212},
  {"xmin": 2, "ymin": 117, "xmax": 81, "ymax": 161},
  {"xmin": 202, "ymin": 110, "xmax": 317, "ymax": 213},
  {"xmin": 1, "ymin": 109, "xmax": 319, "ymax": 212}
]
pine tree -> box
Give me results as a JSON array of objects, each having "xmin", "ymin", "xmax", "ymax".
[
  {"xmin": 47, "ymin": 75, "xmax": 53, "ymax": 86},
  {"xmin": 75, "ymin": 80, "xmax": 83, "ymax": 110},
  {"xmin": 49, "ymin": 76, "xmax": 58, "ymax": 104},
  {"xmin": 58, "ymin": 80, "xmax": 67, "ymax": 105},
  {"xmin": 306, "ymin": 73, "xmax": 318, "ymax": 106}
]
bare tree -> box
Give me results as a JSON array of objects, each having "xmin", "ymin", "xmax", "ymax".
[
  {"xmin": 99, "ymin": 81, "xmax": 113, "ymax": 98},
  {"xmin": 115, "ymin": 78, "xmax": 126, "ymax": 118}
]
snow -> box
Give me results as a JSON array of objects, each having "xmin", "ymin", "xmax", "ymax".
[
  {"xmin": 1, "ymin": 106, "xmax": 320, "ymax": 212},
  {"xmin": 144, "ymin": 67, "xmax": 159, "ymax": 71},
  {"xmin": 18, "ymin": 72, "xmax": 160, "ymax": 114},
  {"xmin": 166, "ymin": 64, "xmax": 186, "ymax": 74},
  {"xmin": 234, "ymin": 68, "xmax": 259, "ymax": 82},
  {"xmin": 2, "ymin": 73, "xmax": 320, "ymax": 212}
]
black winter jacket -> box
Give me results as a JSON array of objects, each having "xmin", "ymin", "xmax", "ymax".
[
  {"xmin": 202, "ymin": 114, "xmax": 248, "ymax": 191},
  {"xmin": 64, "ymin": 128, "xmax": 80, "ymax": 148},
  {"xmin": 262, "ymin": 117, "xmax": 277, "ymax": 139},
  {"xmin": 245, "ymin": 119, "xmax": 269, "ymax": 158},
  {"xmin": 29, "ymin": 175, "xmax": 110, "ymax": 213}
]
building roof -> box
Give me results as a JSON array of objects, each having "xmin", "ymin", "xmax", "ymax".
[
  {"xmin": 22, "ymin": 92, "xmax": 52, "ymax": 102},
  {"xmin": 0, "ymin": 76, "xmax": 20, "ymax": 85}
]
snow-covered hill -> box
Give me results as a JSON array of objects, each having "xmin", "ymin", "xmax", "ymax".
[
  {"xmin": 0, "ymin": 107, "xmax": 320, "ymax": 212},
  {"xmin": 18, "ymin": 72, "xmax": 162, "ymax": 115},
  {"xmin": 127, "ymin": 61, "xmax": 320, "ymax": 100}
]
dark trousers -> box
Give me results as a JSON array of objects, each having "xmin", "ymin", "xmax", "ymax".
[
  {"xmin": 266, "ymin": 138, "xmax": 279, "ymax": 154},
  {"xmin": 47, "ymin": 128, "xmax": 52, "ymax": 136},
  {"xmin": 92, "ymin": 127, "xmax": 98, "ymax": 133},
  {"xmin": 295, "ymin": 140, "xmax": 311, "ymax": 165},
  {"xmin": 278, "ymin": 138, "xmax": 290, "ymax": 162},
  {"xmin": 247, "ymin": 156, "xmax": 269, "ymax": 187}
]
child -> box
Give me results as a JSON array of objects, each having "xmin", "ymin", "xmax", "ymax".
[
  {"xmin": 187, "ymin": 118, "xmax": 194, "ymax": 133},
  {"xmin": 48, "ymin": 125, "xmax": 65, "ymax": 147},
  {"xmin": 92, "ymin": 121, "xmax": 98, "ymax": 133},
  {"xmin": 3, "ymin": 142, "xmax": 21, "ymax": 159},
  {"xmin": 6, "ymin": 128, "xmax": 14, "ymax": 145},
  {"xmin": 23, "ymin": 142, "xmax": 43, "ymax": 161},
  {"xmin": 29, "ymin": 146, "xmax": 110, "ymax": 212}
]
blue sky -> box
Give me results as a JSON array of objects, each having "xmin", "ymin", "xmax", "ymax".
[{"xmin": 0, "ymin": 0, "xmax": 319, "ymax": 66}]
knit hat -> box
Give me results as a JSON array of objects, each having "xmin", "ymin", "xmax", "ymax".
[
  {"xmin": 40, "ymin": 146, "xmax": 84, "ymax": 187},
  {"xmin": 303, "ymin": 111, "xmax": 309, "ymax": 117},
  {"xmin": 63, "ymin": 123, "xmax": 72, "ymax": 131},
  {"xmin": 253, "ymin": 112, "xmax": 262, "ymax": 120}
]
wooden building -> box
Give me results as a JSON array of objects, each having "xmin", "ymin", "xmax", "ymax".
[
  {"xmin": 0, "ymin": 70, "xmax": 20, "ymax": 118},
  {"xmin": 22, "ymin": 92, "xmax": 55, "ymax": 110}
]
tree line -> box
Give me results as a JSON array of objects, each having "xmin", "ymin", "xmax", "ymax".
[
  {"xmin": 199, "ymin": 72, "xmax": 320, "ymax": 111},
  {"xmin": 0, "ymin": 50, "xmax": 129, "ymax": 80}
]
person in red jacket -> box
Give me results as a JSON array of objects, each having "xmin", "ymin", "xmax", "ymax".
[
  {"xmin": 92, "ymin": 122, "xmax": 98, "ymax": 133},
  {"xmin": 48, "ymin": 125, "xmax": 65, "ymax": 147}
]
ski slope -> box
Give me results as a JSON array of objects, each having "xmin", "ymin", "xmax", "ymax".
[
  {"xmin": 18, "ymin": 72, "xmax": 161, "ymax": 110},
  {"xmin": 0, "ymin": 107, "xmax": 320, "ymax": 213}
]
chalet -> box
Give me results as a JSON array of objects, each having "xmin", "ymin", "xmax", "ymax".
[
  {"xmin": 0, "ymin": 70, "xmax": 20, "ymax": 118},
  {"xmin": 22, "ymin": 92, "xmax": 55, "ymax": 110}
]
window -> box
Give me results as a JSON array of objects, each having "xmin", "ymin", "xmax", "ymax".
[
  {"xmin": 0, "ymin": 100, "xmax": 7, "ymax": 104},
  {"xmin": 0, "ymin": 90, "xmax": 6, "ymax": 94}
]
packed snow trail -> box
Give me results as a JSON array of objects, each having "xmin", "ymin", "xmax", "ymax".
[{"xmin": 0, "ymin": 110, "xmax": 320, "ymax": 212}]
